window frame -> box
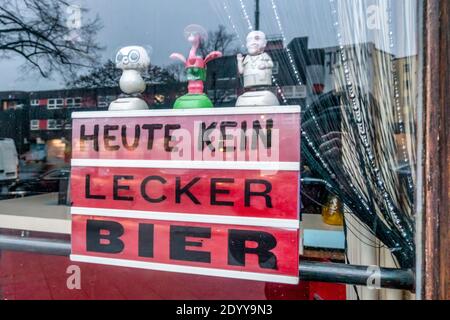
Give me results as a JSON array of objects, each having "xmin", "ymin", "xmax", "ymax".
[{"xmin": 47, "ymin": 98, "xmax": 64, "ymax": 109}]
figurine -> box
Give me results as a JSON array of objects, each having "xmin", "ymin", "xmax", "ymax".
[
  {"xmin": 109, "ymin": 46, "xmax": 150, "ymax": 111},
  {"xmin": 170, "ymin": 25, "xmax": 222, "ymax": 109},
  {"xmin": 236, "ymin": 31, "xmax": 280, "ymax": 107}
]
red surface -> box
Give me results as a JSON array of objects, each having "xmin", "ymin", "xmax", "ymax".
[
  {"xmin": 39, "ymin": 120, "xmax": 47, "ymax": 130},
  {"xmin": 72, "ymin": 113, "xmax": 300, "ymax": 162},
  {"xmin": 71, "ymin": 167, "xmax": 300, "ymax": 220},
  {"xmin": 71, "ymin": 215, "xmax": 300, "ymax": 278},
  {"xmin": 38, "ymin": 99, "xmax": 47, "ymax": 107},
  {"xmin": 0, "ymin": 251, "xmax": 346, "ymax": 300}
]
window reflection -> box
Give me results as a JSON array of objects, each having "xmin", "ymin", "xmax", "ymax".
[{"xmin": 0, "ymin": 0, "xmax": 420, "ymax": 300}]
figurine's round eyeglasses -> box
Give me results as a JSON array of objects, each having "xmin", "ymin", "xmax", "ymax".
[{"xmin": 116, "ymin": 50, "xmax": 140, "ymax": 64}]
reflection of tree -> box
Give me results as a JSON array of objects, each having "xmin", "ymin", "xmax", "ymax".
[
  {"xmin": 199, "ymin": 25, "xmax": 239, "ymax": 106},
  {"xmin": 67, "ymin": 60, "xmax": 177, "ymax": 89},
  {"xmin": 0, "ymin": 0, "xmax": 102, "ymax": 77},
  {"xmin": 167, "ymin": 25, "xmax": 239, "ymax": 86},
  {"xmin": 166, "ymin": 62, "xmax": 186, "ymax": 83},
  {"xmin": 199, "ymin": 25, "xmax": 238, "ymax": 57}
]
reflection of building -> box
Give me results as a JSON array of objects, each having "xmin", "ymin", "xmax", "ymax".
[
  {"xmin": 324, "ymin": 44, "xmax": 418, "ymax": 301},
  {"xmin": 0, "ymin": 91, "xmax": 29, "ymax": 110},
  {"xmin": 0, "ymin": 83, "xmax": 184, "ymax": 160},
  {"xmin": 0, "ymin": 91, "xmax": 29, "ymax": 153},
  {"xmin": 393, "ymin": 56, "xmax": 418, "ymax": 166},
  {"xmin": 321, "ymin": 42, "xmax": 418, "ymax": 167}
]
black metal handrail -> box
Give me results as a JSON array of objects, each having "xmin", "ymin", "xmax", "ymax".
[{"xmin": 0, "ymin": 234, "xmax": 415, "ymax": 291}]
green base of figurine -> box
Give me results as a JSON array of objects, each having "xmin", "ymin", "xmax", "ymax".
[{"xmin": 173, "ymin": 94, "xmax": 213, "ymax": 109}]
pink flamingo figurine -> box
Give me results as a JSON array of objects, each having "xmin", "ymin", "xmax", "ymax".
[{"xmin": 170, "ymin": 25, "xmax": 222, "ymax": 108}]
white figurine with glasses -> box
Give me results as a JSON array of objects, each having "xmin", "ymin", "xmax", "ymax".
[
  {"xmin": 236, "ymin": 31, "xmax": 280, "ymax": 107},
  {"xmin": 109, "ymin": 46, "xmax": 150, "ymax": 111}
]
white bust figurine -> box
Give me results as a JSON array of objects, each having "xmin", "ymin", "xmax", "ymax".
[
  {"xmin": 109, "ymin": 46, "xmax": 150, "ymax": 111},
  {"xmin": 236, "ymin": 31, "xmax": 279, "ymax": 107},
  {"xmin": 237, "ymin": 31, "xmax": 274, "ymax": 88}
]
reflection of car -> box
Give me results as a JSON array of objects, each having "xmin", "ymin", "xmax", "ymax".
[
  {"xmin": 0, "ymin": 138, "xmax": 19, "ymax": 187},
  {"xmin": 9, "ymin": 167, "xmax": 70, "ymax": 195}
]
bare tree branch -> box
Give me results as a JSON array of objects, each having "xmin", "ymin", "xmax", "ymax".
[{"xmin": 0, "ymin": 0, "xmax": 103, "ymax": 79}]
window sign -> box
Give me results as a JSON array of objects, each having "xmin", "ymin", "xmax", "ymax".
[{"xmin": 70, "ymin": 106, "xmax": 301, "ymax": 284}]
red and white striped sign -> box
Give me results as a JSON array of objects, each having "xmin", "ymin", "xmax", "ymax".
[{"xmin": 70, "ymin": 106, "xmax": 301, "ymax": 284}]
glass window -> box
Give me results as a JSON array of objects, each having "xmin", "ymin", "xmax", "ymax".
[
  {"xmin": 0, "ymin": 0, "xmax": 436, "ymax": 301},
  {"xmin": 66, "ymin": 97, "xmax": 82, "ymax": 108},
  {"xmin": 30, "ymin": 120, "xmax": 40, "ymax": 131},
  {"xmin": 47, "ymin": 119, "xmax": 63, "ymax": 130},
  {"xmin": 47, "ymin": 98, "xmax": 64, "ymax": 109}
]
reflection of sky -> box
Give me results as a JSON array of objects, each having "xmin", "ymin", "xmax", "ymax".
[{"xmin": 0, "ymin": 0, "xmax": 417, "ymax": 91}]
